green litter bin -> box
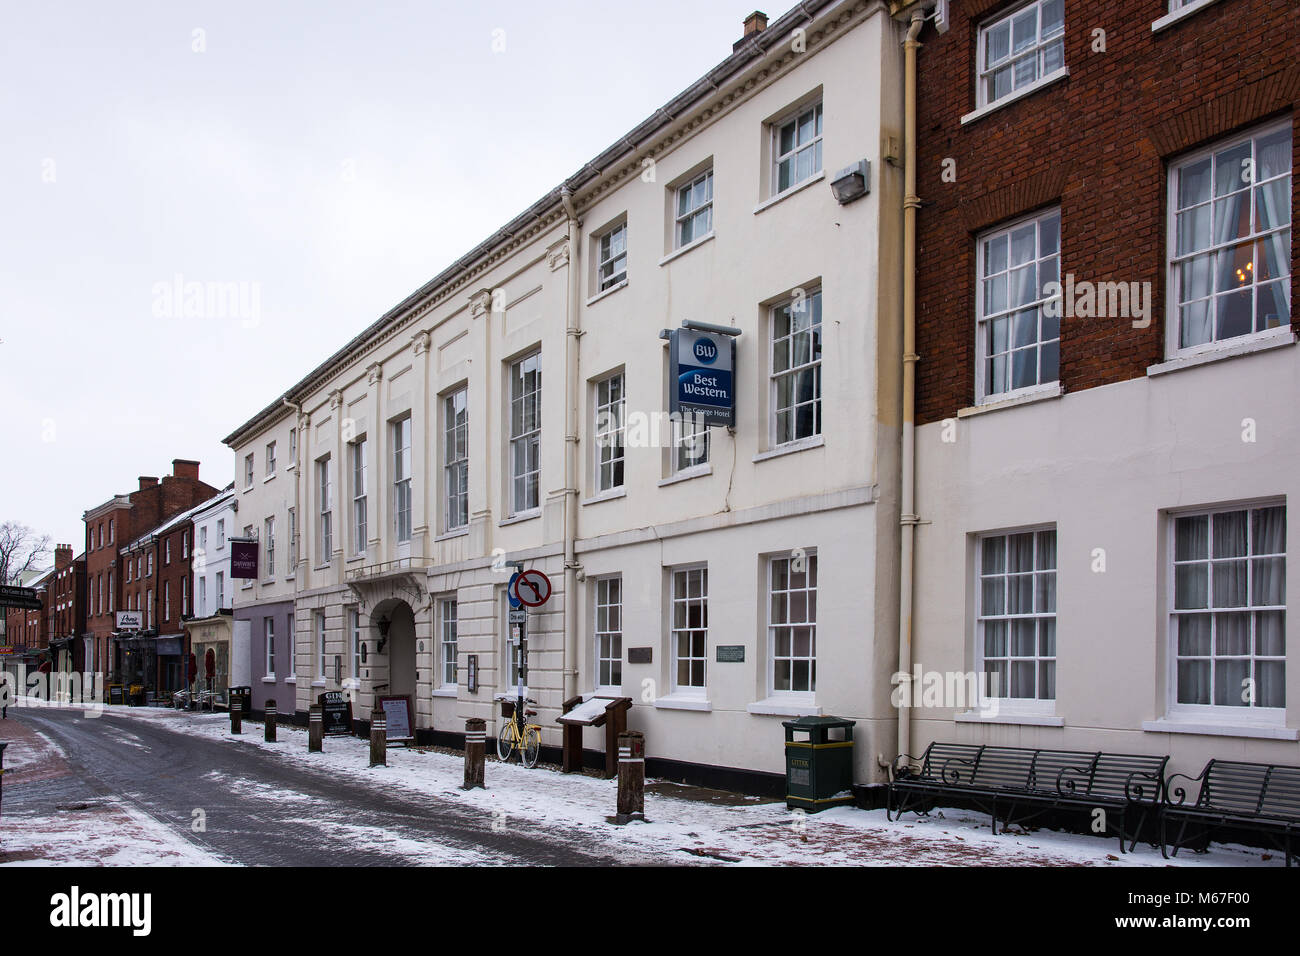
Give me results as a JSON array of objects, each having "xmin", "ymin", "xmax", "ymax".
[{"xmin": 783, "ymin": 715, "xmax": 856, "ymax": 812}]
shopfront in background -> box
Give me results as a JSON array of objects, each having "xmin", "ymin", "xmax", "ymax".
[
  {"xmin": 184, "ymin": 613, "xmax": 233, "ymax": 708},
  {"xmin": 113, "ymin": 632, "xmax": 156, "ymax": 703},
  {"xmin": 156, "ymin": 633, "xmax": 185, "ymax": 696}
]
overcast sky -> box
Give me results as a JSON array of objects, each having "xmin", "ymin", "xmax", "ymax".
[{"xmin": 0, "ymin": 0, "xmax": 753, "ymax": 555}]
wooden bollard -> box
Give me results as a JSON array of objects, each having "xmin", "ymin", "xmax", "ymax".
[
  {"xmin": 265, "ymin": 700, "xmax": 277, "ymax": 742},
  {"xmin": 308, "ymin": 704, "xmax": 323, "ymax": 753},
  {"xmin": 616, "ymin": 730, "xmax": 645, "ymax": 824},
  {"xmin": 230, "ymin": 696, "xmax": 242, "ymax": 735},
  {"xmin": 369, "ymin": 708, "xmax": 386, "ymax": 767},
  {"xmin": 462, "ymin": 718, "xmax": 486, "ymax": 790}
]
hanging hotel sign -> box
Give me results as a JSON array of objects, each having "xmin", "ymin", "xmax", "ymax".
[
  {"xmin": 230, "ymin": 538, "xmax": 259, "ymax": 579},
  {"xmin": 668, "ymin": 327, "xmax": 736, "ymax": 427}
]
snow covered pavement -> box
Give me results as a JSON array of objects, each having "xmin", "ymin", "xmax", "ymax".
[{"xmin": 71, "ymin": 703, "xmax": 1284, "ymax": 867}]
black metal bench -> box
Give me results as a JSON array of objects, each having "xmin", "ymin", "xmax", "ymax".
[
  {"xmin": 889, "ymin": 742, "xmax": 1167, "ymax": 853},
  {"xmin": 1163, "ymin": 759, "xmax": 1300, "ymax": 867}
]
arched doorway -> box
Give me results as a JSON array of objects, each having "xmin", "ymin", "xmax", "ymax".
[{"xmin": 370, "ymin": 598, "xmax": 417, "ymax": 702}]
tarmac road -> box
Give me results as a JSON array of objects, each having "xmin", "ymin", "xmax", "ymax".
[{"xmin": 3, "ymin": 705, "xmax": 658, "ymax": 866}]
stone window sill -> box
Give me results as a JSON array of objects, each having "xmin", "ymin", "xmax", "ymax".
[
  {"xmin": 582, "ymin": 488, "xmax": 626, "ymax": 507},
  {"xmin": 753, "ymin": 172, "xmax": 826, "ymax": 216},
  {"xmin": 753, "ymin": 435, "xmax": 824, "ymax": 463},
  {"xmin": 1152, "ymin": 0, "xmax": 1226, "ymax": 33},
  {"xmin": 659, "ymin": 231, "xmax": 715, "ymax": 266},
  {"xmin": 1147, "ymin": 330, "xmax": 1296, "ymax": 377},
  {"xmin": 658, "ymin": 464, "xmax": 712, "ymax": 487},
  {"xmin": 961, "ymin": 68, "xmax": 1070, "ymax": 126},
  {"xmin": 959, "ymin": 384, "xmax": 1063, "ymax": 419},
  {"xmin": 586, "ymin": 280, "xmax": 628, "ymax": 308},
  {"xmin": 499, "ymin": 510, "xmax": 540, "ymax": 528},
  {"xmin": 654, "ymin": 694, "xmax": 712, "ymax": 713},
  {"xmin": 748, "ymin": 697, "xmax": 820, "ymax": 717},
  {"xmin": 1141, "ymin": 719, "xmax": 1298, "ymax": 741},
  {"xmin": 955, "ymin": 710, "xmax": 1065, "ymax": 727}
]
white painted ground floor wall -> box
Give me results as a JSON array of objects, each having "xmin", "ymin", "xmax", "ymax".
[
  {"xmin": 911, "ymin": 341, "xmax": 1300, "ymax": 778},
  {"xmin": 288, "ymin": 492, "xmax": 896, "ymax": 782}
]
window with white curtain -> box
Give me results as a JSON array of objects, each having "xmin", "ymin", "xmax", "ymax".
[
  {"xmin": 977, "ymin": 528, "xmax": 1057, "ymax": 705},
  {"xmin": 977, "ymin": 209, "xmax": 1061, "ymax": 402},
  {"xmin": 1170, "ymin": 503, "xmax": 1286, "ymax": 716},
  {"xmin": 1168, "ymin": 121, "xmax": 1291, "ymax": 353},
  {"xmin": 977, "ymin": 0, "xmax": 1065, "ymax": 108}
]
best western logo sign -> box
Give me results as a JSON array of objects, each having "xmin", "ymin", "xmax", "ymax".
[
  {"xmin": 115, "ymin": 610, "xmax": 143, "ymax": 630},
  {"xmin": 669, "ymin": 328, "xmax": 735, "ymax": 427}
]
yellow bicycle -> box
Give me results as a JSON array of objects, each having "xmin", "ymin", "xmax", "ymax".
[{"xmin": 497, "ymin": 698, "xmax": 542, "ymax": 768}]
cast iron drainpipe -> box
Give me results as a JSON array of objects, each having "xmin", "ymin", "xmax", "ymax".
[
  {"xmin": 561, "ymin": 188, "xmax": 582, "ymax": 700},
  {"xmin": 895, "ymin": 6, "xmax": 927, "ymax": 774}
]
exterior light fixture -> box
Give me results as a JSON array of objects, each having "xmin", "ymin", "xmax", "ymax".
[{"xmin": 830, "ymin": 160, "xmax": 871, "ymax": 205}]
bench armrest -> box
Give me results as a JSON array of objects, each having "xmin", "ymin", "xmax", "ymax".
[
  {"xmin": 1123, "ymin": 769, "xmax": 1162, "ymax": 803},
  {"xmin": 891, "ymin": 752, "xmax": 924, "ymax": 780},
  {"xmin": 938, "ymin": 755, "xmax": 976, "ymax": 785},
  {"xmin": 1164, "ymin": 768, "xmax": 1207, "ymax": 807}
]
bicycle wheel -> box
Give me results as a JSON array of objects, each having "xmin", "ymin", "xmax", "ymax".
[
  {"xmin": 522, "ymin": 725, "xmax": 541, "ymax": 769},
  {"xmin": 497, "ymin": 721, "xmax": 517, "ymax": 762}
]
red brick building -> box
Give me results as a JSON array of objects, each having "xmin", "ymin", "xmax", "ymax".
[
  {"xmin": 46, "ymin": 544, "xmax": 87, "ymax": 675},
  {"xmin": 899, "ymin": 0, "xmax": 1299, "ymax": 774},
  {"xmin": 82, "ymin": 459, "xmax": 217, "ymax": 693},
  {"xmin": 121, "ymin": 501, "xmax": 205, "ymax": 695}
]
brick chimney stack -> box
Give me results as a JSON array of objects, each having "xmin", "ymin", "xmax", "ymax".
[
  {"xmin": 139, "ymin": 476, "xmax": 159, "ymax": 490},
  {"xmin": 55, "ymin": 544, "xmax": 73, "ymax": 568},
  {"xmin": 172, "ymin": 459, "xmax": 200, "ymax": 482},
  {"xmin": 734, "ymin": 10, "xmax": 768, "ymax": 51}
]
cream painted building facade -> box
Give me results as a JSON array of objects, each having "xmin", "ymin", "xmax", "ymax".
[{"xmin": 224, "ymin": 0, "xmax": 908, "ymax": 786}]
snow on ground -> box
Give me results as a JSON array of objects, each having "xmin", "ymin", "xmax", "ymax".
[
  {"xmin": 95, "ymin": 702, "xmax": 1282, "ymax": 867},
  {"xmin": 0, "ymin": 713, "xmax": 226, "ymax": 867},
  {"xmin": 0, "ymin": 800, "xmax": 227, "ymax": 867}
]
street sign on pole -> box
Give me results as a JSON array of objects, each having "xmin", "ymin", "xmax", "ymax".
[
  {"xmin": 0, "ymin": 586, "xmax": 41, "ymax": 611},
  {"xmin": 513, "ymin": 569, "xmax": 552, "ymax": 608}
]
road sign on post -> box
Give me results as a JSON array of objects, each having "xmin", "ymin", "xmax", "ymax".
[{"xmin": 512, "ymin": 569, "xmax": 552, "ymax": 608}]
